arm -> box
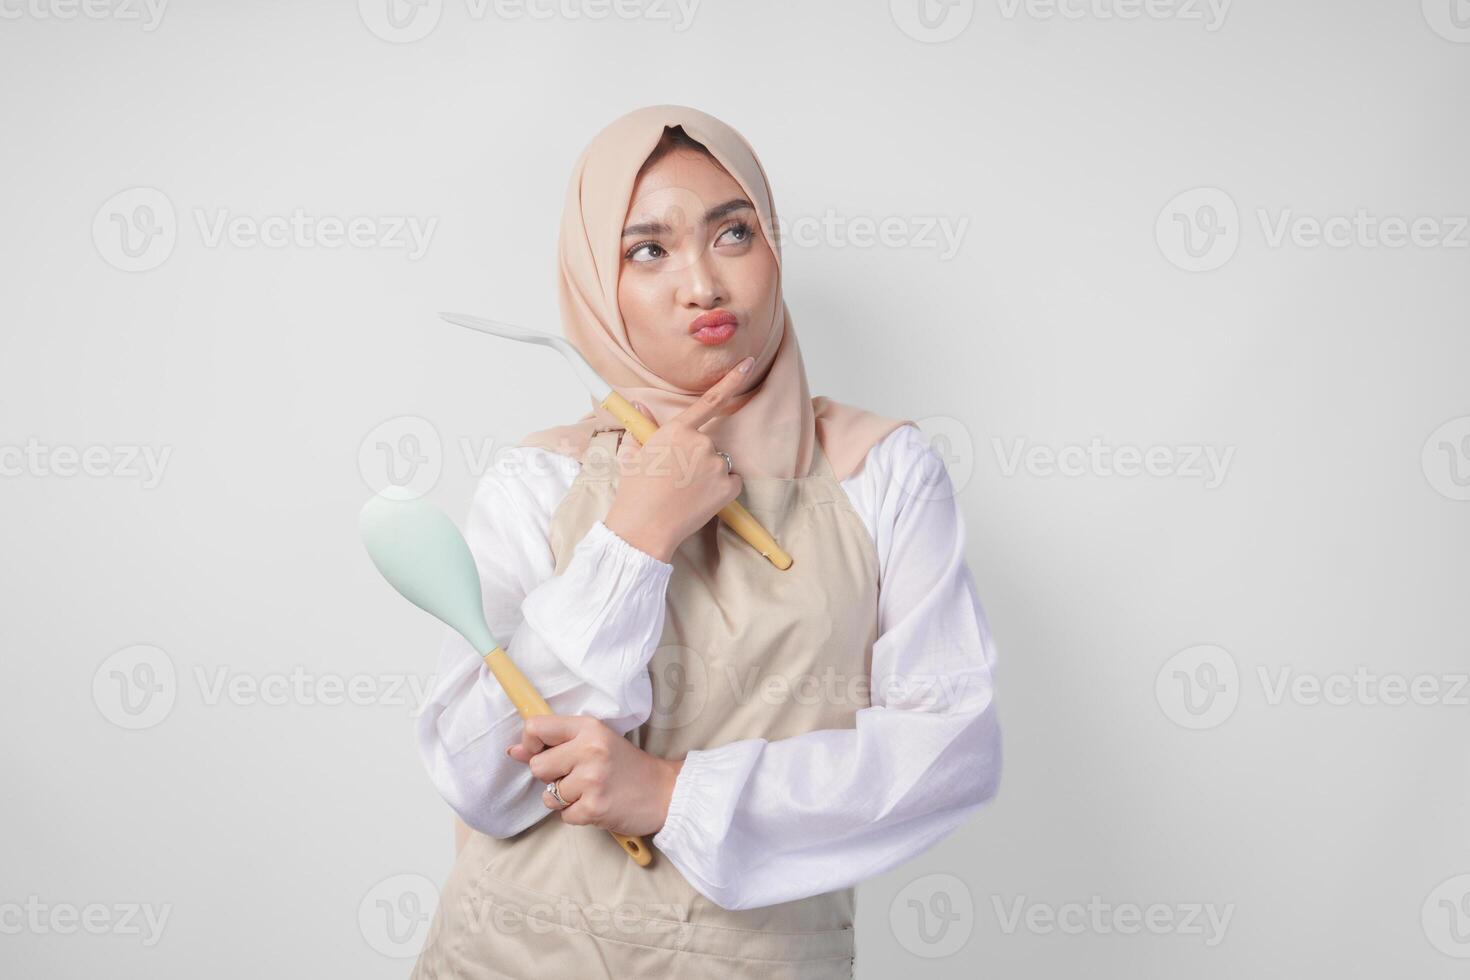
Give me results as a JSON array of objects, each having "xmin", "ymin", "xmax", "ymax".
[
  {"xmin": 415, "ymin": 447, "xmax": 673, "ymax": 841},
  {"xmin": 650, "ymin": 425, "xmax": 1002, "ymax": 910}
]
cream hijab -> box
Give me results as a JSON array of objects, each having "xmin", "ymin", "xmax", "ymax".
[{"xmin": 519, "ymin": 104, "xmax": 913, "ymax": 482}]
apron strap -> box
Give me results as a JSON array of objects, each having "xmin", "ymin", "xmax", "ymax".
[
  {"xmin": 806, "ymin": 435, "xmax": 835, "ymax": 480},
  {"xmin": 576, "ymin": 428, "xmax": 624, "ymax": 485}
]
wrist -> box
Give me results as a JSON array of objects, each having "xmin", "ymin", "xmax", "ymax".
[
  {"xmin": 603, "ymin": 513, "xmax": 676, "ymax": 563},
  {"xmin": 658, "ymin": 757, "xmax": 685, "ymax": 830}
]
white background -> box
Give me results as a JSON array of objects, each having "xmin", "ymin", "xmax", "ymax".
[{"xmin": 2, "ymin": 1, "xmax": 1468, "ymax": 976}]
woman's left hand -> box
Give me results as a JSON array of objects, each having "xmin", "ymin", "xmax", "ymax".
[{"xmin": 507, "ymin": 715, "xmax": 682, "ymax": 838}]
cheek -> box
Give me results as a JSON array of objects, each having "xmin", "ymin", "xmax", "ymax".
[{"xmin": 617, "ymin": 273, "xmax": 660, "ymax": 352}]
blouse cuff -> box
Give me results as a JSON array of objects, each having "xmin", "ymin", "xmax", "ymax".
[
  {"xmin": 522, "ymin": 520, "xmax": 672, "ymax": 644},
  {"xmin": 652, "ymin": 740, "xmax": 765, "ymax": 899},
  {"xmin": 585, "ymin": 518, "xmax": 674, "ymax": 576},
  {"xmin": 515, "ymin": 519, "xmax": 674, "ymax": 715}
]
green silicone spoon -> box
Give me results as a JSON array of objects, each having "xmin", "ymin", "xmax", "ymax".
[{"xmin": 358, "ymin": 490, "xmax": 654, "ymax": 867}]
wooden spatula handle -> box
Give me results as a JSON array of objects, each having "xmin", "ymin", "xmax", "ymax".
[{"xmin": 482, "ymin": 647, "xmax": 653, "ymax": 867}]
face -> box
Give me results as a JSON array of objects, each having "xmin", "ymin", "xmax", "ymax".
[{"xmin": 616, "ymin": 147, "xmax": 778, "ymax": 393}]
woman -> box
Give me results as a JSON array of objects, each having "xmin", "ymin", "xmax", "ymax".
[{"xmin": 411, "ymin": 105, "xmax": 1001, "ymax": 979}]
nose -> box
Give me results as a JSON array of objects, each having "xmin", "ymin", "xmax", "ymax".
[{"xmin": 675, "ymin": 246, "xmax": 727, "ymax": 310}]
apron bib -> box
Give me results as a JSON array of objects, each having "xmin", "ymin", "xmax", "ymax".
[{"xmin": 413, "ymin": 422, "xmax": 881, "ymax": 979}]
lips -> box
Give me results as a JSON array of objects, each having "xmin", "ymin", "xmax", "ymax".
[{"xmin": 689, "ymin": 310, "xmax": 738, "ymax": 346}]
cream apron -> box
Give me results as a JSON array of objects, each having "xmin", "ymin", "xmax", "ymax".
[{"xmin": 413, "ymin": 421, "xmax": 881, "ymax": 980}]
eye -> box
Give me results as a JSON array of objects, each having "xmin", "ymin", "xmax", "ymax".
[
  {"xmin": 624, "ymin": 241, "xmax": 668, "ymax": 263},
  {"xmin": 717, "ymin": 220, "xmax": 754, "ymax": 247}
]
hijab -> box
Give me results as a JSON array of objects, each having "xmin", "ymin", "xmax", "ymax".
[{"xmin": 519, "ymin": 104, "xmax": 914, "ymax": 482}]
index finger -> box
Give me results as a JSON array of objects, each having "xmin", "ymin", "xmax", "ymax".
[
  {"xmin": 522, "ymin": 714, "xmax": 587, "ymax": 747},
  {"xmin": 671, "ymin": 355, "xmax": 755, "ymax": 431}
]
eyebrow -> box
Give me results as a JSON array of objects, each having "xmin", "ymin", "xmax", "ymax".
[{"xmin": 621, "ymin": 198, "xmax": 753, "ymax": 238}]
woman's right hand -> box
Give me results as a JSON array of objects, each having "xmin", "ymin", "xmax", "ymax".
[{"xmin": 602, "ymin": 355, "xmax": 754, "ymax": 563}]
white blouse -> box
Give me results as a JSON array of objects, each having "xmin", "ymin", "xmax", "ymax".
[{"xmin": 416, "ymin": 423, "xmax": 1002, "ymax": 912}]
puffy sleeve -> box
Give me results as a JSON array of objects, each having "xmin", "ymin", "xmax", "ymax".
[
  {"xmin": 650, "ymin": 424, "xmax": 1002, "ymax": 910},
  {"xmin": 415, "ymin": 446, "xmax": 674, "ymax": 840}
]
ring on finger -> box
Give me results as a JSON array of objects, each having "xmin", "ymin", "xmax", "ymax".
[{"xmin": 546, "ymin": 779, "xmax": 569, "ymax": 808}]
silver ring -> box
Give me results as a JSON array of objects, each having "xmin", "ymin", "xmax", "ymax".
[
  {"xmin": 546, "ymin": 780, "xmax": 568, "ymax": 808},
  {"xmin": 716, "ymin": 451, "xmax": 733, "ymax": 475}
]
